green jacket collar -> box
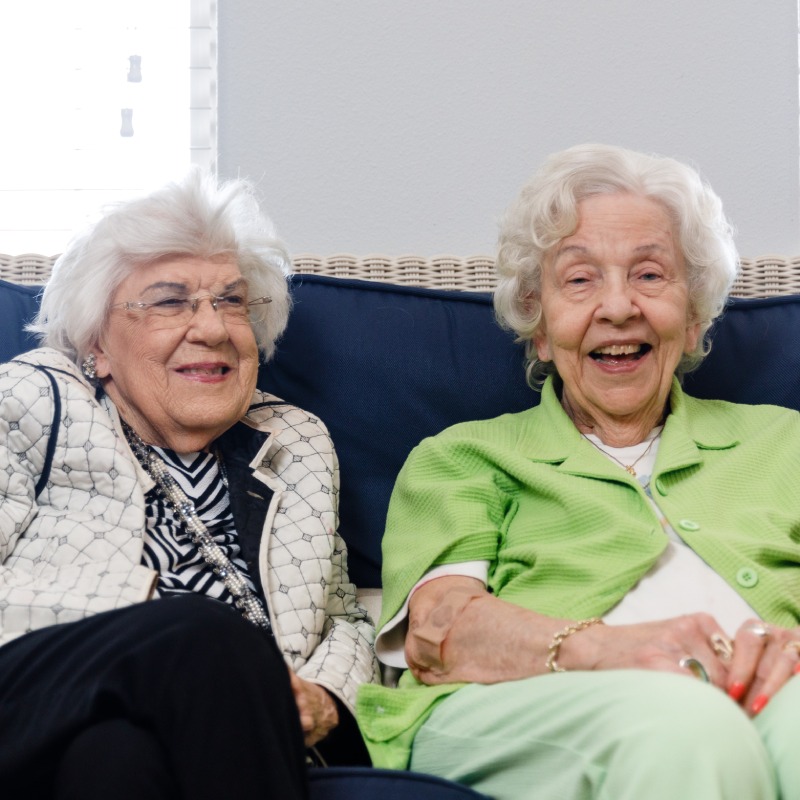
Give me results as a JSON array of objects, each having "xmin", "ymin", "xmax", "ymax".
[{"xmin": 513, "ymin": 376, "xmax": 740, "ymax": 484}]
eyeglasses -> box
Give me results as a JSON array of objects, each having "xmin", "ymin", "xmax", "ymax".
[{"xmin": 110, "ymin": 292, "xmax": 272, "ymax": 328}]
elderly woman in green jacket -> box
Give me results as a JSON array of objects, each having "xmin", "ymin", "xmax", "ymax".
[{"xmin": 358, "ymin": 143, "xmax": 800, "ymax": 800}]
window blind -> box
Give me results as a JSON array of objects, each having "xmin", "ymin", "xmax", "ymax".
[{"xmin": 0, "ymin": 0, "xmax": 216, "ymax": 254}]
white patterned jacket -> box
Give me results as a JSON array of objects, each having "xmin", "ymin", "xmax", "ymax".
[{"xmin": 0, "ymin": 348, "xmax": 378, "ymax": 712}]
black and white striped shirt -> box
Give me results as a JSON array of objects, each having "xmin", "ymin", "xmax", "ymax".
[{"xmin": 141, "ymin": 446, "xmax": 262, "ymax": 607}]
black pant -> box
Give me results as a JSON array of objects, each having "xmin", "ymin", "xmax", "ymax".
[{"xmin": 0, "ymin": 595, "xmax": 309, "ymax": 800}]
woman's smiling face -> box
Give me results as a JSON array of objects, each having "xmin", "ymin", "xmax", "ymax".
[
  {"xmin": 534, "ymin": 192, "xmax": 700, "ymax": 443},
  {"xmin": 92, "ymin": 255, "xmax": 260, "ymax": 452}
]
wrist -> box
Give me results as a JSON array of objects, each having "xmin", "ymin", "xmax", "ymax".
[{"xmin": 545, "ymin": 617, "xmax": 605, "ymax": 672}]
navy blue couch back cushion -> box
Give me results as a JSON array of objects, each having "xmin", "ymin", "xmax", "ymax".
[
  {"xmin": 0, "ymin": 279, "xmax": 43, "ymax": 362},
  {"xmin": 264, "ymin": 276, "xmax": 536, "ymax": 587},
  {"xmin": 4, "ymin": 274, "xmax": 800, "ymax": 588}
]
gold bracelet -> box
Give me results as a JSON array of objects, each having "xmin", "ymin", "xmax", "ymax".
[{"xmin": 545, "ymin": 617, "xmax": 605, "ymax": 672}]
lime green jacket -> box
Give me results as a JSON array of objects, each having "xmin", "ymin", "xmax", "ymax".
[{"xmin": 357, "ymin": 377, "xmax": 800, "ymax": 768}]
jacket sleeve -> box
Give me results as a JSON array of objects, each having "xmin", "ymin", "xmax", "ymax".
[
  {"xmin": 294, "ymin": 444, "xmax": 381, "ymax": 712},
  {"xmin": 0, "ymin": 360, "xmax": 155, "ymax": 645},
  {"xmin": 378, "ymin": 431, "xmax": 510, "ymax": 630},
  {"xmin": 0, "ymin": 364, "xmax": 54, "ymax": 557}
]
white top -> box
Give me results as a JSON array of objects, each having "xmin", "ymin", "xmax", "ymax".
[{"xmin": 376, "ymin": 429, "xmax": 758, "ymax": 668}]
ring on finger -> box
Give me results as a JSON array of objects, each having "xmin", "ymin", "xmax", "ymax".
[
  {"xmin": 710, "ymin": 632, "xmax": 734, "ymax": 663},
  {"xmin": 679, "ymin": 656, "xmax": 710, "ymax": 682},
  {"xmin": 743, "ymin": 621, "xmax": 771, "ymax": 640},
  {"xmin": 782, "ymin": 641, "xmax": 800, "ymax": 657}
]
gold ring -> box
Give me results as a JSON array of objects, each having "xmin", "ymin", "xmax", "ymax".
[
  {"xmin": 782, "ymin": 641, "xmax": 800, "ymax": 657},
  {"xmin": 679, "ymin": 656, "xmax": 710, "ymax": 682},
  {"xmin": 743, "ymin": 621, "xmax": 771, "ymax": 639},
  {"xmin": 710, "ymin": 632, "xmax": 734, "ymax": 663}
]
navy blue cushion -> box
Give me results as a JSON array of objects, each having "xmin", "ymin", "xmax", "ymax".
[
  {"xmin": 309, "ymin": 767, "xmax": 489, "ymax": 799},
  {"xmin": 684, "ymin": 295, "xmax": 800, "ymax": 410},
  {"xmin": 263, "ymin": 276, "xmax": 536, "ymax": 588},
  {"xmin": 0, "ymin": 279, "xmax": 42, "ymax": 363}
]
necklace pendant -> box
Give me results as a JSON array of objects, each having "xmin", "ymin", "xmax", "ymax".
[{"xmin": 625, "ymin": 465, "xmax": 636, "ymax": 476}]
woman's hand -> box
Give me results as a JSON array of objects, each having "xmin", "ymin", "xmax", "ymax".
[
  {"xmin": 564, "ymin": 612, "xmax": 734, "ymax": 687},
  {"xmin": 724, "ymin": 619, "xmax": 800, "ymax": 716},
  {"xmin": 406, "ymin": 577, "xmax": 730, "ymax": 686},
  {"xmin": 405, "ymin": 576, "xmax": 800, "ymax": 705},
  {"xmin": 288, "ymin": 670, "xmax": 339, "ymax": 746},
  {"xmin": 406, "ymin": 576, "xmax": 748, "ymax": 690}
]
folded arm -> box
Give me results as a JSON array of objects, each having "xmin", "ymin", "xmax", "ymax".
[
  {"xmin": 405, "ymin": 575, "xmax": 754, "ymax": 692},
  {"xmin": 406, "ymin": 575, "xmax": 575, "ymax": 684}
]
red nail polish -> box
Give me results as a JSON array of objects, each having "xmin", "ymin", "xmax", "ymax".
[
  {"xmin": 728, "ymin": 682, "xmax": 746, "ymax": 701},
  {"xmin": 751, "ymin": 694, "xmax": 769, "ymax": 715},
  {"xmin": 795, "ymin": 663, "xmax": 800, "ymax": 675}
]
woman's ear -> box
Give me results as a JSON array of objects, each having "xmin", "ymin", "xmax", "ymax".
[
  {"xmin": 684, "ymin": 319, "xmax": 702, "ymax": 356},
  {"xmin": 533, "ymin": 327, "xmax": 552, "ymax": 362},
  {"xmin": 89, "ymin": 342, "xmax": 111, "ymax": 379},
  {"xmin": 523, "ymin": 292, "xmax": 551, "ymax": 362}
]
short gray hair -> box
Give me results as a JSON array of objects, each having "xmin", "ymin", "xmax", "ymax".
[
  {"xmin": 493, "ymin": 143, "xmax": 738, "ymax": 386},
  {"xmin": 30, "ymin": 169, "xmax": 292, "ymax": 364}
]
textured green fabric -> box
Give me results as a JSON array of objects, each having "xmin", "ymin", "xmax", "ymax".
[{"xmin": 358, "ymin": 377, "xmax": 800, "ymax": 769}]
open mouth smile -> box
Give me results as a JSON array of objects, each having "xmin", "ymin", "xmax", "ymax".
[
  {"xmin": 177, "ymin": 365, "xmax": 231, "ymax": 376},
  {"xmin": 589, "ymin": 343, "xmax": 652, "ymax": 364}
]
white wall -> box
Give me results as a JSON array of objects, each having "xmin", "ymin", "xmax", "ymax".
[{"xmin": 218, "ymin": 1, "xmax": 800, "ymax": 258}]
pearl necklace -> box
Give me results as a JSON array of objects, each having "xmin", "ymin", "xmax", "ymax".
[{"xmin": 123, "ymin": 421, "xmax": 272, "ymax": 632}]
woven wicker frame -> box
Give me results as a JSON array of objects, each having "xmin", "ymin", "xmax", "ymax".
[{"xmin": 2, "ymin": 252, "xmax": 800, "ymax": 298}]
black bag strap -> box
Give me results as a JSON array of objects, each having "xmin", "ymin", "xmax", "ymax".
[{"xmin": 9, "ymin": 361, "xmax": 61, "ymax": 498}]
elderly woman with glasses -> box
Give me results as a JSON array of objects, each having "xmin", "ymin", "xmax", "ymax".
[
  {"xmin": 0, "ymin": 171, "xmax": 378, "ymax": 800},
  {"xmin": 358, "ymin": 144, "xmax": 800, "ymax": 800}
]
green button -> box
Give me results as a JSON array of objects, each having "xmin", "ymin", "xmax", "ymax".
[
  {"xmin": 678, "ymin": 519, "xmax": 700, "ymax": 531},
  {"xmin": 736, "ymin": 567, "xmax": 758, "ymax": 588},
  {"xmin": 654, "ymin": 478, "xmax": 668, "ymax": 496}
]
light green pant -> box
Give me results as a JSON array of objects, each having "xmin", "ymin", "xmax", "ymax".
[{"xmin": 410, "ymin": 670, "xmax": 800, "ymax": 800}]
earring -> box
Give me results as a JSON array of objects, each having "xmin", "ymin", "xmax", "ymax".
[{"xmin": 81, "ymin": 353, "xmax": 97, "ymax": 381}]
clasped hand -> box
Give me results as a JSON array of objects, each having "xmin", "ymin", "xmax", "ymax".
[
  {"xmin": 586, "ymin": 614, "xmax": 800, "ymax": 716},
  {"xmin": 288, "ymin": 670, "xmax": 339, "ymax": 746},
  {"xmin": 405, "ymin": 577, "xmax": 800, "ymax": 715}
]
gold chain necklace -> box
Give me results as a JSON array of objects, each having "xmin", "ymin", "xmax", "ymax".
[{"xmin": 582, "ymin": 432, "xmax": 660, "ymax": 477}]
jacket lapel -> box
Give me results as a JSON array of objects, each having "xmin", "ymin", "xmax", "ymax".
[
  {"xmin": 514, "ymin": 378, "xmax": 637, "ymax": 485},
  {"xmin": 522, "ymin": 377, "xmax": 715, "ymax": 487},
  {"xmin": 217, "ymin": 421, "xmax": 274, "ymax": 603}
]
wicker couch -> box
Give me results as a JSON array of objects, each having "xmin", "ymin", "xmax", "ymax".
[
  {"xmin": 4, "ymin": 253, "xmax": 800, "ymax": 798},
  {"xmin": 5, "ymin": 252, "xmax": 800, "ymax": 296}
]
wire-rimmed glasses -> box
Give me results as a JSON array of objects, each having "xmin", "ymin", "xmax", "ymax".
[{"xmin": 109, "ymin": 292, "xmax": 272, "ymax": 328}]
